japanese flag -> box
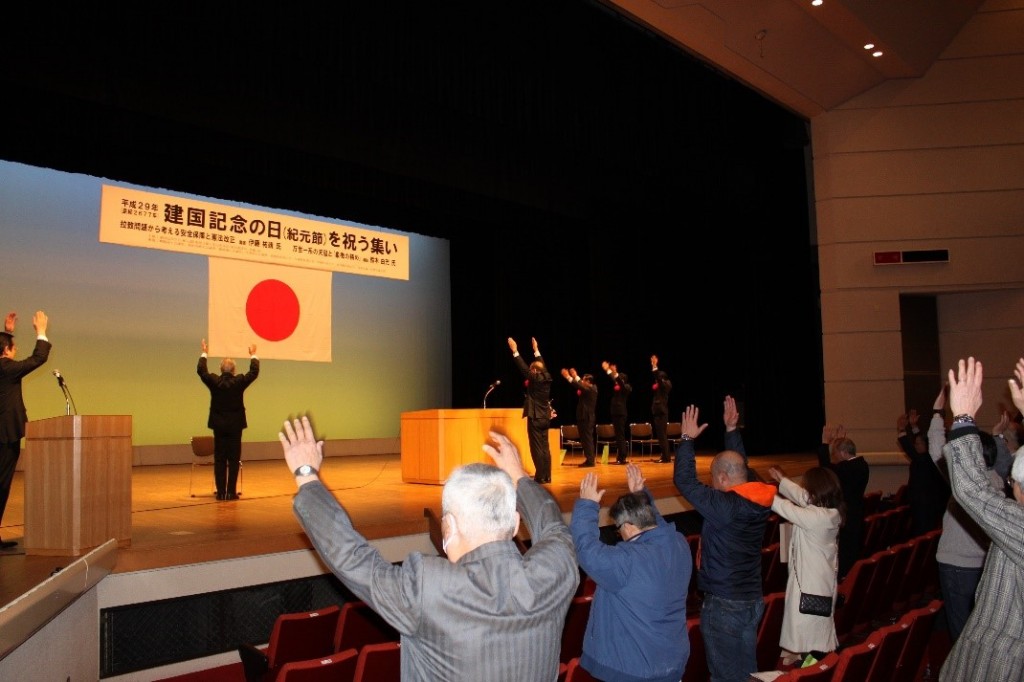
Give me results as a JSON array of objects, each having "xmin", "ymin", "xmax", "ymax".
[{"xmin": 208, "ymin": 257, "xmax": 332, "ymax": 362}]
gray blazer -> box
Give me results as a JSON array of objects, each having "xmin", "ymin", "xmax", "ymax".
[{"xmin": 294, "ymin": 477, "xmax": 579, "ymax": 681}]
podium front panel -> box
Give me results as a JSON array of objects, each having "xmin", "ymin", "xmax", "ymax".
[
  {"xmin": 400, "ymin": 409, "xmax": 530, "ymax": 484},
  {"xmin": 24, "ymin": 415, "xmax": 132, "ymax": 556}
]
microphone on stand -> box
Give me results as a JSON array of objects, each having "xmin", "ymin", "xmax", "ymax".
[
  {"xmin": 483, "ymin": 379, "xmax": 501, "ymax": 408},
  {"xmin": 52, "ymin": 369, "xmax": 77, "ymax": 415}
]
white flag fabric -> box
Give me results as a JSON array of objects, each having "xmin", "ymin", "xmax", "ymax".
[{"xmin": 208, "ymin": 257, "xmax": 332, "ymax": 362}]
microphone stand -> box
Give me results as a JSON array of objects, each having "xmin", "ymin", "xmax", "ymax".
[
  {"xmin": 58, "ymin": 379, "xmax": 78, "ymax": 416},
  {"xmin": 483, "ymin": 384, "xmax": 497, "ymax": 409}
]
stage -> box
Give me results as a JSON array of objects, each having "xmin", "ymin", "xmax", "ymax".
[{"xmin": 0, "ymin": 447, "xmax": 820, "ymax": 608}]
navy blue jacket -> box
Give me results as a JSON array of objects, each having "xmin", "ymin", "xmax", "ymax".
[
  {"xmin": 673, "ymin": 429, "xmax": 774, "ymax": 601},
  {"xmin": 571, "ymin": 490, "xmax": 691, "ymax": 682}
]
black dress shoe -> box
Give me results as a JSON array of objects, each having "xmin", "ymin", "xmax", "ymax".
[
  {"xmin": 215, "ymin": 492, "xmax": 225, "ymax": 500},
  {"xmin": 578, "ymin": 461, "xmax": 595, "ymax": 468},
  {"xmin": 613, "ymin": 460, "xmax": 629, "ymax": 465},
  {"xmin": 224, "ymin": 493, "xmax": 239, "ymax": 500},
  {"xmin": 0, "ymin": 539, "xmax": 18, "ymax": 550},
  {"xmin": 656, "ymin": 458, "xmax": 672, "ymax": 464}
]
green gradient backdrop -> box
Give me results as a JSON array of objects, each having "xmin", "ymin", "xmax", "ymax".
[{"xmin": 0, "ymin": 161, "xmax": 452, "ymax": 446}]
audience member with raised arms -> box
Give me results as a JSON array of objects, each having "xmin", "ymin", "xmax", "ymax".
[
  {"xmin": 938, "ymin": 356, "xmax": 1024, "ymax": 682},
  {"xmin": 673, "ymin": 396, "xmax": 776, "ymax": 682},
  {"xmin": 280, "ymin": 417, "xmax": 579, "ymax": 681},
  {"xmin": 570, "ymin": 463, "xmax": 691, "ymax": 682},
  {"xmin": 768, "ymin": 465, "xmax": 845, "ymax": 667},
  {"xmin": 816, "ymin": 424, "xmax": 868, "ymax": 580}
]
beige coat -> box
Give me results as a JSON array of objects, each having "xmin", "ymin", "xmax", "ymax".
[{"xmin": 772, "ymin": 477, "xmax": 842, "ymax": 655}]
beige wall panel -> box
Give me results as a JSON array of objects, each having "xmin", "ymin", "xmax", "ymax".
[
  {"xmin": 823, "ymin": 379, "xmax": 906, "ymax": 435},
  {"xmin": 822, "ymin": 331, "xmax": 903, "ymax": 382},
  {"xmin": 938, "ymin": 289, "xmax": 1024, "ymax": 423},
  {"xmin": 943, "ymin": 7, "xmax": 1024, "ymax": 59},
  {"xmin": 816, "ymin": 191, "xmax": 1024, "ymax": 244},
  {"xmin": 939, "ymin": 289, "xmax": 1024, "ymax": 330},
  {"xmin": 819, "ymin": 290, "xmax": 900, "ymax": 334},
  {"xmin": 813, "ymin": 145, "xmax": 1024, "ymax": 199},
  {"xmin": 856, "ymin": 431, "xmax": 911, "ymax": 457},
  {"xmin": 811, "ymin": 100, "xmax": 1024, "ymax": 154},
  {"xmin": 834, "ymin": 54, "xmax": 1024, "ymax": 110},
  {"xmin": 938, "ymin": 326, "xmax": 1021, "ymax": 420}
]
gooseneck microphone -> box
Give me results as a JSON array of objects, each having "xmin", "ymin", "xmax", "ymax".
[
  {"xmin": 52, "ymin": 369, "xmax": 78, "ymax": 415},
  {"xmin": 483, "ymin": 379, "xmax": 502, "ymax": 408}
]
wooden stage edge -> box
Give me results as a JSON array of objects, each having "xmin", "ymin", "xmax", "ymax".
[{"xmin": 0, "ymin": 449, "xmax": 819, "ymax": 608}]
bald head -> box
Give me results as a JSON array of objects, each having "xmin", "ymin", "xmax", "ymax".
[{"xmin": 711, "ymin": 450, "xmax": 747, "ymax": 490}]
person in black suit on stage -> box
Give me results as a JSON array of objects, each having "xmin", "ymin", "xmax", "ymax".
[
  {"xmin": 601, "ymin": 360, "xmax": 631, "ymax": 464},
  {"xmin": 509, "ymin": 336, "xmax": 553, "ymax": 483},
  {"xmin": 650, "ymin": 354, "xmax": 673, "ymax": 463},
  {"xmin": 561, "ymin": 367, "xmax": 597, "ymax": 468},
  {"xmin": 198, "ymin": 339, "xmax": 259, "ymax": 500},
  {"xmin": 0, "ymin": 311, "xmax": 51, "ymax": 550}
]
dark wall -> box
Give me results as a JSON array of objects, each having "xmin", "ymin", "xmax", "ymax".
[{"xmin": 0, "ymin": 1, "xmax": 823, "ymax": 453}]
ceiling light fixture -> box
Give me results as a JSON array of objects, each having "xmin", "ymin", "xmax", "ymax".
[
  {"xmin": 872, "ymin": 50, "xmax": 884, "ymax": 57},
  {"xmin": 812, "ymin": 0, "xmax": 823, "ymax": 6},
  {"xmin": 864, "ymin": 43, "xmax": 875, "ymax": 50}
]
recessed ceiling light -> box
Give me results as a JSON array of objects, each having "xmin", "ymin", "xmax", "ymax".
[
  {"xmin": 872, "ymin": 50, "xmax": 884, "ymax": 57},
  {"xmin": 864, "ymin": 43, "xmax": 875, "ymax": 50},
  {"xmin": 812, "ymin": 0, "xmax": 823, "ymax": 6}
]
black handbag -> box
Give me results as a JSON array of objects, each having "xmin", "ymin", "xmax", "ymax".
[
  {"xmin": 792, "ymin": 537, "xmax": 836, "ymax": 618},
  {"xmin": 798, "ymin": 591, "xmax": 833, "ymax": 617}
]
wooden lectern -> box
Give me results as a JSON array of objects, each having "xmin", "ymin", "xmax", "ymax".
[
  {"xmin": 23, "ymin": 415, "xmax": 133, "ymax": 556},
  {"xmin": 400, "ymin": 408, "xmax": 532, "ymax": 484}
]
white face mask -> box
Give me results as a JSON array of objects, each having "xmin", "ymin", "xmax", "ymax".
[{"xmin": 441, "ymin": 513, "xmax": 454, "ymax": 554}]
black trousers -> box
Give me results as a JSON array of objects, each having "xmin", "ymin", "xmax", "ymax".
[
  {"xmin": 611, "ymin": 414, "xmax": 629, "ymax": 461},
  {"xmin": 579, "ymin": 419, "xmax": 595, "ymax": 463},
  {"xmin": 213, "ymin": 430, "xmax": 242, "ymax": 496},
  {"xmin": 527, "ymin": 417, "xmax": 551, "ymax": 481},
  {"xmin": 0, "ymin": 440, "xmax": 21, "ymax": 527},
  {"xmin": 653, "ymin": 413, "xmax": 670, "ymax": 460}
]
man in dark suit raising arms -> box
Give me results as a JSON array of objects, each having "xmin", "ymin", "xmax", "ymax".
[
  {"xmin": 561, "ymin": 368, "xmax": 597, "ymax": 467},
  {"xmin": 602, "ymin": 360, "xmax": 632, "ymax": 464},
  {"xmin": 509, "ymin": 336, "xmax": 553, "ymax": 483},
  {"xmin": 198, "ymin": 339, "xmax": 259, "ymax": 500},
  {"xmin": 0, "ymin": 311, "xmax": 51, "ymax": 549},
  {"xmin": 650, "ymin": 354, "xmax": 673, "ymax": 463}
]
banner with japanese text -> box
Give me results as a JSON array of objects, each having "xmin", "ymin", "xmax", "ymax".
[{"xmin": 98, "ymin": 184, "xmax": 409, "ymax": 280}]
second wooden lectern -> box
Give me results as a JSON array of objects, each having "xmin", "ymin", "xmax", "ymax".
[
  {"xmin": 400, "ymin": 408, "xmax": 531, "ymax": 484},
  {"xmin": 23, "ymin": 414, "xmax": 133, "ymax": 556}
]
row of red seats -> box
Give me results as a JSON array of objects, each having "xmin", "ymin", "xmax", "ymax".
[{"xmin": 237, "ymin": 600, "xmax": 400, "ymax": 682}]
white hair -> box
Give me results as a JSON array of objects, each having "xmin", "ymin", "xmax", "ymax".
[{"xmin": 441, "ymin": 463, "xmax": 517, "ymax": 541}]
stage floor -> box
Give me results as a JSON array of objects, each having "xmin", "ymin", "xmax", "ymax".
[{"xmin": 0, "ymin": 449, "xmax": 818, "ymax": 607}]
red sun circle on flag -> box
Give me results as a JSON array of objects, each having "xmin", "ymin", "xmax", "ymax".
[{"xmin": 246, "ymin": 279, "xmax": 300, "ymax": 342}]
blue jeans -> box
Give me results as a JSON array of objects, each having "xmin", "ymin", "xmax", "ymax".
[
  {"xmin": 937, "ymin": 561, "xmax": 982, "ymax": 643},
  {"xmin": 700, "ymin": 593, "xmax": 764, "ymax": 682}
]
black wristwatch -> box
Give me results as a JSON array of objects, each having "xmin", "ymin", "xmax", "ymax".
[{"xmin": 294, "ymin": 464, "xmax": 318, "ymax": 477}]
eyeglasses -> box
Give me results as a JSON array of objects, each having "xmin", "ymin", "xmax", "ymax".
[{"xmin": 1008, "ymin": 476, "xmax": 1020, "ymax": 488}]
